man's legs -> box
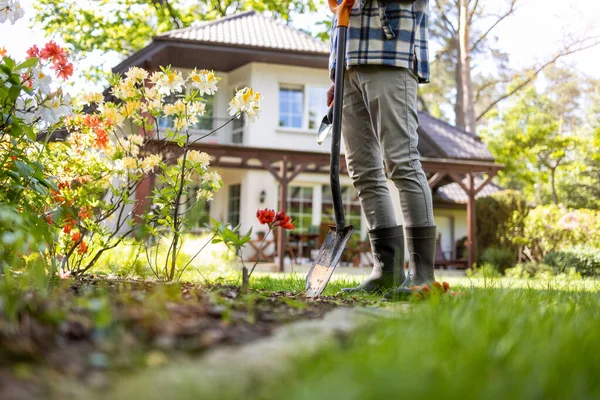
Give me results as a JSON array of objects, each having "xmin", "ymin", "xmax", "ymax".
[
  {"xmin": 354, "ymin": 65, "xmax": 436, "ymax": 289},
  {"xmin": 340, "ymin": 68, "xmax": 406, "ymax": 293}
]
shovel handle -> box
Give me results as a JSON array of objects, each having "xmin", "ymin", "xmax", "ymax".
[{"xmin": 329, "ymin": 0, "xmax": 355, "ymax": 27}]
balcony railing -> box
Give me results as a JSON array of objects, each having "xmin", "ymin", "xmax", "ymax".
[{"xmin": 157, "ymin": 116, "xmax": 244, "ymax": 145}]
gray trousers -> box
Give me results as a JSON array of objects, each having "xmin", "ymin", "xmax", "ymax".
[{"xmin": 341, "ymin": 65, "xmax": 434, "ymax": 230}]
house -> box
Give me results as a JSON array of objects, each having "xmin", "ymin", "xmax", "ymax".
[{"xmin": 113, "ymin": 11, "xmax": 503, "ymax": 271}]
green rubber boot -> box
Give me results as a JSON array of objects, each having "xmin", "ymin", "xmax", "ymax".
[
  {"xmin": 342, "ymin": 225, "xmax": 405, "ymax": 293},
  {"xmin": 385, "ymin": 226, "xmax": 436, "ymax": 300}
]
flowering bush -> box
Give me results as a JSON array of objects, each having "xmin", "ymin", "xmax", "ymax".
[
  {"xmin": 523, "ymin": 204, "xmax": 600, "ymax": 260},
  {"xmin": 0, "ymin": 40, "xmax": 73, "ymax": 266}
]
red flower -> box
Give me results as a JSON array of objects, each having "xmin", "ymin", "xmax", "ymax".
[
  {"xmin": 26, "ymin": 45, "xmax": 40, "ymax": 58},
  {"xmin": 273, "ymin": 210, "xmax": 295, "ymax": 230},
  {"xmin": 95, "ymin": 128, "xmax": 109, "ymax": 149},
  {"xmin": 45, "ymin": 214, "xmax": 54, "ymax": 225},
  {"xmin": 78, "ymin": 241, "xmax": 88, "ymax": 254},
  {"xmin": 78, "ymin": 207, "xmax": 92, "ymax": 220},
  {"xmin": 51, "ymin": 60, "xmax": 74, "ymax": 80},
  {"xmin": 39, "ymin": 41, "xmax": 66, "ymax": 62},
  {"xmin": 63, "ymin": 224, "xmax": 72, "ymax": 234},
  {"xmin": 71, "ymin": 232, "xmax": 82, "ymax": 243},
  {"xmin": 256, "ymin": 208, "xmax": 275, "ymax": 225}
]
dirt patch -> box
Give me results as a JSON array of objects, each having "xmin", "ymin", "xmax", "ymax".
[{"xmin": 0, "ymin": 278, "xmax": 356, "ymax": 400}]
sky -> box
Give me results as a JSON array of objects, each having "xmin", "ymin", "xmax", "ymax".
[{"xmin": 1, "ymin": 0, "xmax": 599, "ymax": 95}]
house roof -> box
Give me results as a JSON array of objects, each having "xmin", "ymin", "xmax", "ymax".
[
  {"xmin": 435, "ymin": 175, "xmax": 504, "ymax": 204},
  {"xmin": 417, "ymin": 112, "xmax": 494, "ymax": 162},
  {"xmin": 157, "ymin": 11, "xmax": 329, "ymax": 54}
]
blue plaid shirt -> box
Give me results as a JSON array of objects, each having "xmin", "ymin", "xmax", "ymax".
[{"xmin": 329, "ymin": 0, "xmax": 430, "ymax": 83}]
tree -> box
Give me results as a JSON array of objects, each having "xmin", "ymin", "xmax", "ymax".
[
  {"xmin": 424, "ymin": 0, "xmax": 600, "ymax": 133},
  {"xmin": 34, "ymin": 0, "xmax": 319, "ymax": 80},
  {"xmin": 483, "ymin": 87, "xmax": 581, "ymax": 204}
]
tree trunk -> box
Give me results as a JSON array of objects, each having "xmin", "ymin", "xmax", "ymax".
[
  {"xmin": 458, "ymin": 0, "xmax": 476, "ymax": 133},
  {"xmin": 455, "ymin": 54, "xmax": 465, "ymax": 129},
  {"xmin": 550, "ymin": 167, "xmax": 559, "ymax": 205}
]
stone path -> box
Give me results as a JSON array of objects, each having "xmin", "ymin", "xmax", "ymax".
[{"xmin": 104, "ymin": 306, "xmax": 406, "ymax": 400}]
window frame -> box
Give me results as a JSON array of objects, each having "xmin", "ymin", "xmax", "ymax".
[{"xmin": 278, "ymin": 84, "xmax": 328, "ymax": 132}]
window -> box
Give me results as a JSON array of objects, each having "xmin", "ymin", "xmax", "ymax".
[
  {"xmin": 279, "ymin": 87, "xmax": 304, "ymax": 128},
  {"xmin": 228, "ymin": 184, "xmax": 241, "ymax": 226},
  {"xmin": 232, "ymin": 114, "xmax": 244, "ymax": 144},
  {"xmin": 307, "ymin": 87, "xmax": 328, "ymax": 130},
  {"xmin": 321, "ymin": 185, "xmax": 362, "ymax": 231},
  {"xmin": 185, "ymin": 185, "xmax": 211, "ymax": 229},
  {"xmin": 287, "ymin": 186, "xmax": 314, "ymax": 233},
  {"xmin": 278, "ymin": 85, "xmax": 328, "ymax": 130}
]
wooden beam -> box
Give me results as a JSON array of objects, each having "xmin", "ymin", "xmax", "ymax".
[
  {"xmin": 466, "ymin": 173, "xmax": 476, "ymax": 269},
  {"xmin": 449, "ymin": 173, "xmax": 469, "ymax": 193},
  {"xmin": 287, "ymin": 163, "xmax": 308, "ymax": 182},
  {"xmin": 277, "ymin": 156, "xmax": 289, "ymax": 272},
  {"xmin": 474, "ymin": 171, "xmax": 498, "ymax": 195},
  {"xmin": 428, "ymin": 172, "xmax": 447, "ymax": 188}
]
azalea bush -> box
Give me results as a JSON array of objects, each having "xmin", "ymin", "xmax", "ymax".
[{"xmin": 0, "ymin": 40, "xmax": 74, "ymax": 267}]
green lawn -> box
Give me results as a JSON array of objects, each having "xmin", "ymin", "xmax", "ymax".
[{"xmin": 108, "ymin": 273, "xmax": 600, "ymax": 400}]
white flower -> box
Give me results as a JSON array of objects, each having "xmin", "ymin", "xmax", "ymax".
[
  {"xmin": 121, "ymin": 156, "xmax": 138, "ymax": 171},
  {"xmin": 203, "ymin": 170, "xmax": 222, "ymax": 187},
  {"xmin": 15, "ymin": 96, "xmax": 37, "ymax": 125},
  {"xmin": 187, "ymin": 150, "xmax": 211, "ymax": 167},
  {"xmin": 163, "ymin": 100, "xmax": 185, "ymax": 116},
  {"xmin": 228, "ymin": 87, "xmax": 261, "ymax": 122},
  {"xmin": 188, "ymin": 101, "xmax": 206, "ymax": 118},
  {"xmin": 197, "ymin": 189, "xmax": 214, "ymax": 202},
  {"xmin": 31, "ymin": 66, "xmax": 52, "ymax": 96},
  {"xmin": 128, "ymin": 134, "xmax": 144, "ymax": 146},
  {"xmin": 140, "ymin": 153, "xmax": 161, "ymax": 173},
  {"xmin": 0, "ymin": 1, "xmax": 24, "ymax": 25},
  {"xmin": 156, "ymin": 70, "xmax": 185, "ymax": 95},
  {"xmin": 126, "ymin": 67, "xmax": 148, "ymax": 83},
  {"xmin": 39, "ymin": 93, "xmax": 72, "ymax": 125},
  {"xmin": 82, "ymin": 91, "xmax": 104, "ymax": 106},
  {"xmin": 189, "ymin": 69, "xmax": 220, "ymax": 96}
]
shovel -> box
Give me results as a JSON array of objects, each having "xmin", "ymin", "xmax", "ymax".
[{"xmin": 306, "ymin": 0, "xmax": 356, "ymax": 298}]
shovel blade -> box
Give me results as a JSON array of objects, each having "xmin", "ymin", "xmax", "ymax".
[{"xmin": 305, "ymin": 225, "xmax": 355, "ymax": 298}]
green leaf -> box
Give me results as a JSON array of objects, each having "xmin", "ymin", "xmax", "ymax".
[
  {"xmin": 8, "ymin": 85, "xmax": 21, "ymax": 102},
  {"xmin": 15, "ymin": 57, "xmax": 39, "ymax": 71},
  {"xmin": 2, "ymin": 56, "xmax": 16, "ymax": 71}
]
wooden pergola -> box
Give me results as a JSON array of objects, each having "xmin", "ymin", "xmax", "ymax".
[{"xmin": 140, "ymin": 141, "xmax": 503, "ymax": 272}]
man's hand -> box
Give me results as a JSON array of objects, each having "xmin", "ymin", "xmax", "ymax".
[{"xmin": 327, "ymin": 83, "xmax": 335, "ymax": 107}]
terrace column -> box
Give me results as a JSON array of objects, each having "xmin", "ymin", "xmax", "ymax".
[{"xmin": 261, "ymin": 156, "xmax": 307, "ymax": 272}]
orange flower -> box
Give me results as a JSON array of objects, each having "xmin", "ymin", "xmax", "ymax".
[
  {"xmin": 51, "ymin": 60, "xmax": 74, "ymax": 80},
  {"xmin": 256, "ymin": 208, "xmax": 275, "ymax": 225},
  {"xmin": 71, "ymin": 231, "xmax": 82, "ymax": 242},
  {"xmin": 273, "ymin": 211, "xmax": 295, "ymax": 230},
  {"xmin": 63, "ymin": 224, "xmax": 72, "ymax": 234},
  {"xmin": 26, "ymin": 45, "xmax": 40, "ymax": 58},
  {"xmin": 78, "ymin": 241, "xmax": 88, "ymax": 254},
  {"xmin": 78, "ymin": 206, "xmax": 92, "ymax": 220},
  {"xmin": 95, "ymin": 128, "xmax": 109, "ymax": 149},
  {"xmin": 0, "ymin": 47, "xmax": 7, "ymax": 57},
  {"xmin": 83, "ymin": 115, "xmax": 102, "ymax": 129},
  {"xmin": 39, "ymin": 41, "xmax": 66, "ymax": 63}
]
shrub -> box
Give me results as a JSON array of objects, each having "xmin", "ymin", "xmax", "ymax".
[
  {"xmin": 465, "ymin": 262, "xmax": 502, "ymax": 278},
  {"xmin": 476, "ymin": 190, "xmax": 529, "ymax": 261},
  {"xmin": 505, "ymin": 262, "xmax": 554, "ymax": 279},
  {"xmin": 543, "ymin": 246, "xmax": 600, "ymax": 277},
  {"xmin": 523, "ymin": 205, "xmax": 600, "ymax": 259},
  {"xmin": 480, "ymin": 246, "xmax": 515, "ymax": 273}
]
